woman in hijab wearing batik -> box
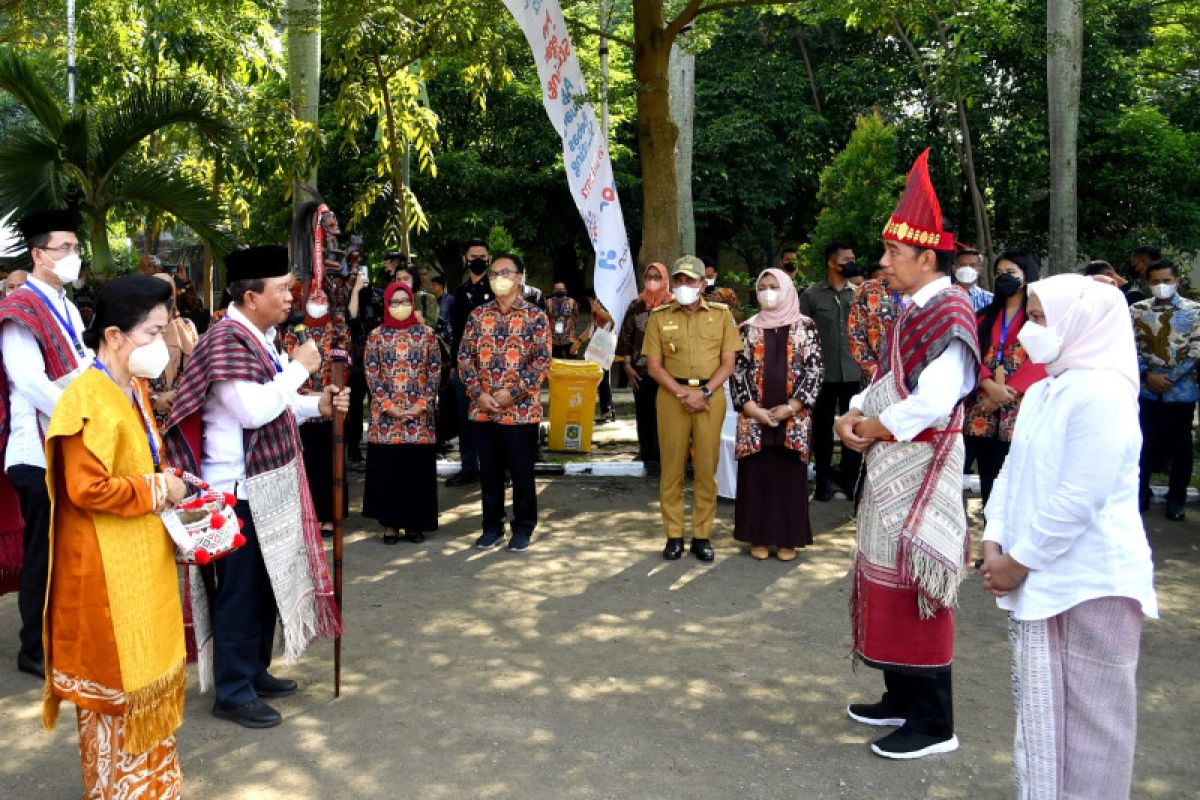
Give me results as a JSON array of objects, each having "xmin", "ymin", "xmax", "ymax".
[
  {"xmin": 729, "ymin": 268, "xmax": 824, "ymax": 560},
  {"xmin": 981, "ymin": 273, "xmax": 1158, "ymax": 799},
  {"xmin": 616, "ymin": 262, "xmax": 673, "ymax": 476},
  {"xmin": 361, "ymin": 281, "xmax": 441, "ymax": 544}
]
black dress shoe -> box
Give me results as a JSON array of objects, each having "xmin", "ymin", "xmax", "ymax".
[
  {"xmin": 253, "ymin": 672, "xmax": 298, "ymax": 699},
  {"xmin": 405, "ymin": 530, "xmax": 426, "ymax": 543},
  {"xmin": 690, "ymin": 539, "xmax": 715, "ymax": 562},
  {"xmin": 1165, "ymin": 501, "xmax": 1186, "ymax": 522},
  {"xmin": 813, "ymin": 481, "xmax": 834, "ymax": 502},
  {"xmin": 445, "ymin": 469, "xmax": 479, "ymax": 487},
  {"xmin": 212, "ymin": 698, "xmax": 283, "ymax": 728},
  {"xmin": 662, "ymin": 538, "xmax": 684, "ymax": 560},
  {"xmin": 16, "ymin": 651, "xmax": 44, "ymax": 679}
]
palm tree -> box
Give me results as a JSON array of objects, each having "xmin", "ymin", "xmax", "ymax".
[{"xmin": 0, "ymin": 49, "xmax": 233, "ymax": 274}]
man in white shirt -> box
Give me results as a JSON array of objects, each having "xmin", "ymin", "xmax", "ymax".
[
  {"xmin": 0, "ymin": 209, "xmax": 91, "ymax": 679},
  {"xmin": 163, "ymin": 245, "xmax": 347, "ymax": 729},
  {"xmin": 834, "ymin": 149, "xmax": 980, "ymax": 761}
]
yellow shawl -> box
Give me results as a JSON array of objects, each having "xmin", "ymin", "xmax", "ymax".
[{"xmin": 43, "ymin": 367, "xmax": 185, "ymax": 753}]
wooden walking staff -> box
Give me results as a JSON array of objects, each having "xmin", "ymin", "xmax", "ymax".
[{"xmin": 329, "ymin": 347, "xmax": 350, "ymax": 697}]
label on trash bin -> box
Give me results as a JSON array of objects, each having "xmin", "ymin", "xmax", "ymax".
[{"xmin": 564, "ymin": 423, "xmax": 582, "ymax": 450}]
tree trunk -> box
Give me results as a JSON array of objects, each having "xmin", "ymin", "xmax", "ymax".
[
  {"xmin": 669, "ymin": 40, "xmax": 695, "ymax": 256},
  {"xmin": 203, "ymin": 146, "xmax": 224, "ymax": 311},
  {"xmin": 88, "ymin": 210, "xmax": 114, "ymax": 276},
  {"xmin": 1047, "ymin": 0, "xmax": 1083, "ymax": 274},
  {"xmin": 634, "ymin": 0, "xmax": 680, "ymax": 267},
  {"xmin": 794, "ymin": 27, "xmax": 822, "ymax": 115},
  {"xmin": 287, "ymin": 0, "xmax": 321, "ymax": 209}
]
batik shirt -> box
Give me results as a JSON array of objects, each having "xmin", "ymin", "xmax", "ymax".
[
  {"xmin": 963, "ymin": 308, "xmax": 1046, "ymax": 441},
  {"xmin": 364, "ymin": 326, "xmax": 440, "ymax": 445},
  {"xmin": 280, "ymin": 315, "xmax": 352, "ymax": 396},
  {"xmin": 966, "ymin": 284, "xmax": 994, "ymax": 312},
  {"xmin": 457, "ymin": 298, "xmax": 551, "ymax": 425},
  {"xmin": 847, "ymin": 279, "xmax": 902, "ymax": 383},
  {"xmin": 1132, "ymin": 294, "xmax": 1200, "ymax": 403},
  {"xmin": 616, "ymin": 298, "xmax": 655, "ymax": 375},
  {"xmin": 547, "ymin": 296, "xmax": 579, "ymax": 347}
]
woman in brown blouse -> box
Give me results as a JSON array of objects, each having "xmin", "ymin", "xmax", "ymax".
[
  {"xmin": 730, "ymin": 268, "xmax": 824, "ymax": 560},
  {"xmin": 361, "ymin": 282, "xmax": 442, "ymax": 544},
  {"xmin": 616, "ymin": 262, "xmax": 672, "ymax": 475}
]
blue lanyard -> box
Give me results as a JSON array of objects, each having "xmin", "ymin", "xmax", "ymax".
[
  {"xmin": 25, "ymin": 282, "xmax": 85, "ymax": 358},
  {"xmin": 92, "ymin": 360, "xmax": 161, "ymax": 470},
  {"xmin": 996, "ymin": 308, "xmax": 1018, "ymax": 368},
  {"xmin": 267, "ymin": 346, "xmax": 283, "ymax": 374}
]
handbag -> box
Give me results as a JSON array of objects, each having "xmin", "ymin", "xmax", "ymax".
[{"xmin": 160, "ymin": 470, "xmax": 246, "ymax": 565}]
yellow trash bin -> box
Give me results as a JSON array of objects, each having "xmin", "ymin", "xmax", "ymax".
[{"xmin": 547, "ymin": 358, "xmax": 603, "ymax": 453}]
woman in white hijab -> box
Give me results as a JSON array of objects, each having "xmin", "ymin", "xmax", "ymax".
[{"xmin": 980, "ymin": 274, "xmax": 1158, "ymax": 799}]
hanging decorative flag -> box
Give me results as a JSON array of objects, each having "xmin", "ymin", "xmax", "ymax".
[{"xmin": 501, "ymin": 0, "xmax": 637, "ymax": 331}]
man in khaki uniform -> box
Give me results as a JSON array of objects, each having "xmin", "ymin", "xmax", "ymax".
[{"xmin": 643, "ymin": 256, "xmax": 741, "ymax": 561}]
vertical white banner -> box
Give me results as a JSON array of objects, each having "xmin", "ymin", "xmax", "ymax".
[{"xmin": 502, "ymin": 0, "xmax": 637, "ymax": 331}]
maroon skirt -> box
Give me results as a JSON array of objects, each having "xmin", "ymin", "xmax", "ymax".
[{"xmin": 733, "ymin": 446, "xmax": 814, "ymax": 548}]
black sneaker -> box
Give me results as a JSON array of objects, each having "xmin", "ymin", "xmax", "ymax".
[
  {"xmin": 1165, "ymin": 501, "xmax": 1186, "ymax": 522},
  {"xmin": 847, "ymin": 700, "xmax": 906, "ymax": 727},
  {"xmin": 475, "ymin": 530, "xmax": 505, "ymax": 550},
  {"xmin": 870, "ymin": 728, "xmax": 959, "ymax": 760},
  {"xmin": 508, "ymin": 533, "xmax": 531, "ymax": 553},
  {"xmin": 212, "ymin": 698, "xmax": 283, "ymax": 729},
  {"xmin": 813, "ymin": 481, "xmax": 834, "ymax": 502}
]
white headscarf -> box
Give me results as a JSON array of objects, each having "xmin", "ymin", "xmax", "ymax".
[{"xmin": 1027, "ymin": 274, "xmax": 1140, "ymax": 399}]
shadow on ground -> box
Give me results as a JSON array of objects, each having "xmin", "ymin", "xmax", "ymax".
[{"xmin": 0, "ymin": 476, "xmax": 1195, "ymax": 798}]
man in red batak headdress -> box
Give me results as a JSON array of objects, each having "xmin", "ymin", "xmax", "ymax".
[{"xmin": 834, "ymin": 149, "xmax": 981, "ymax": 760}]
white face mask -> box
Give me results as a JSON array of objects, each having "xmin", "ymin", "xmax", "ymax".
[
  {"xmin": 1017, "ymin": 321, "xmax": 1063, "ymax": 365},
  {"xmin": 306, "ymin": 302, "xmax": 329, "ymax": 319},
  {"xmin": 127, "ymin": 336, "xmax": 170, "ymax": 379},
  {"xmin": 673, "ymin": 285, "xmax": 701, "ymax": 306},
  {"xmin": 757, "ymin": 289, "xmax": 780, "ymax": 309},
  {"xmin": 955, "ymin": 267, "xmax": 978, "ymax": 285},
  {"xmin": 705, "ymin": 277, "xmax": 716, "ymax": 286},
  {"xmin": 51, "ymin": 253, "xmax": 82, "ymax": 283},
  {"xmin": 1151, "ymin": 283, "xmax": 1177, "ymax": 301}
]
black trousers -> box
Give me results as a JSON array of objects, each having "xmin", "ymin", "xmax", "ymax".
[
  {"xmin": 345, "ymin": 370, "xmax": 368, "ymax": 459},
  {"xmin": 970, "ymin": 436, "xmax": 1011, "ymax": 507},
  {"xmin": 597, "ymin": 369, "xmax": 613, "ymax": 414},
  {"xmin": 552, "ymin": 344, "xmax": 574, "ymax": 359},
  {"xmin": 1139, "ymin": 398, "xmax": 1196, "ymax": 505},
  {"xmin": 633, "ymin": 376, "xmax": 661, "ymax": 465},
  {"xmin": 478, "ymin": 423, "xmax": 539, "ymax": 538},
  {"xmin": 453, "ymin": 375, "xmax": 480, "ymax": 473},
  {"xmin": 812, "ymin": 381, "xmax": 863, "ymax": 489},
  {"xmin": 883, "ymin": 668, "xmax": 954, "ymax": 737},
  {"xmin": 8, "ymin": 465, "xmax": 49, "ymax": 661},
  {"xmin": 213, "ymin": 501, "xmax": 277, "ymax": 707}
]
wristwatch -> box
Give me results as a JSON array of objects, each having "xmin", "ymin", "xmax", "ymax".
[{"xmin": 700, "ymin": 386, "xmax": 713, "ymax": 401}]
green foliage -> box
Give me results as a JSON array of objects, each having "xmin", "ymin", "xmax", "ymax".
[
  {"xmin": 0, "ymin": 47, "xmax": 232, "ymax": 273},
  {"xmin": 806, "ymin": 112, "xmax": 903, "ymax": 274}
]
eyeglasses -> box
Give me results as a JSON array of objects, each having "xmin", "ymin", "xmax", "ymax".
[
  {"xmin": 39, "ymin": 242, "xmax": 83, "ymax": 257},
  {"xmin": 489, "ymin": 268, "xmax": 518, "ymax": 279}
]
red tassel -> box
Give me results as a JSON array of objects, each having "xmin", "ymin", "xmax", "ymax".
[
  {"xmin": 222, "ymin": 492, "xmax": 236, "ymax": 507},
  {"xmin": 233, "ymin": 533, "xmax": 246, "ymax": 548},
  {"xmin": 210, "ymin": 513, "xmax": 226, "ymax": 529},
  {"xmin": 194, "ymin": 549, "xmax": 211, "ymax": 565}
]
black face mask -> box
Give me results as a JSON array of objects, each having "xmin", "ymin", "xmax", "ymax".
[
  {"xmin": 467, "ymin": 258, "xmax": 488, "ymax": 276},
  {"xmin": 995, "ymin": 274, "xmax": 1023, "ymax": 297},
  {"xmin": 553, "ymin": 290, "xmax": 567, "ymax": 298},
  {"xmin": 840, "ymin": 261, "xmax": 863, "ymax": 279}
]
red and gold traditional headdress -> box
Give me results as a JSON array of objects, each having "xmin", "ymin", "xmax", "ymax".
[{"xmin": 881, "ymin": 148, "xmax": 955, "ymax": 252}]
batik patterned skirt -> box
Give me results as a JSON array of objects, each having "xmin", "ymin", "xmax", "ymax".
[{"xmin": 77, "ymin": 708, "xmax": 181, "ymax": 799}]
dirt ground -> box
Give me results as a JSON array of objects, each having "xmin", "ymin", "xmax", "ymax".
[{"xmin": 0, "ymin": 475, "xmax": 1196, "ymax": 799}]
